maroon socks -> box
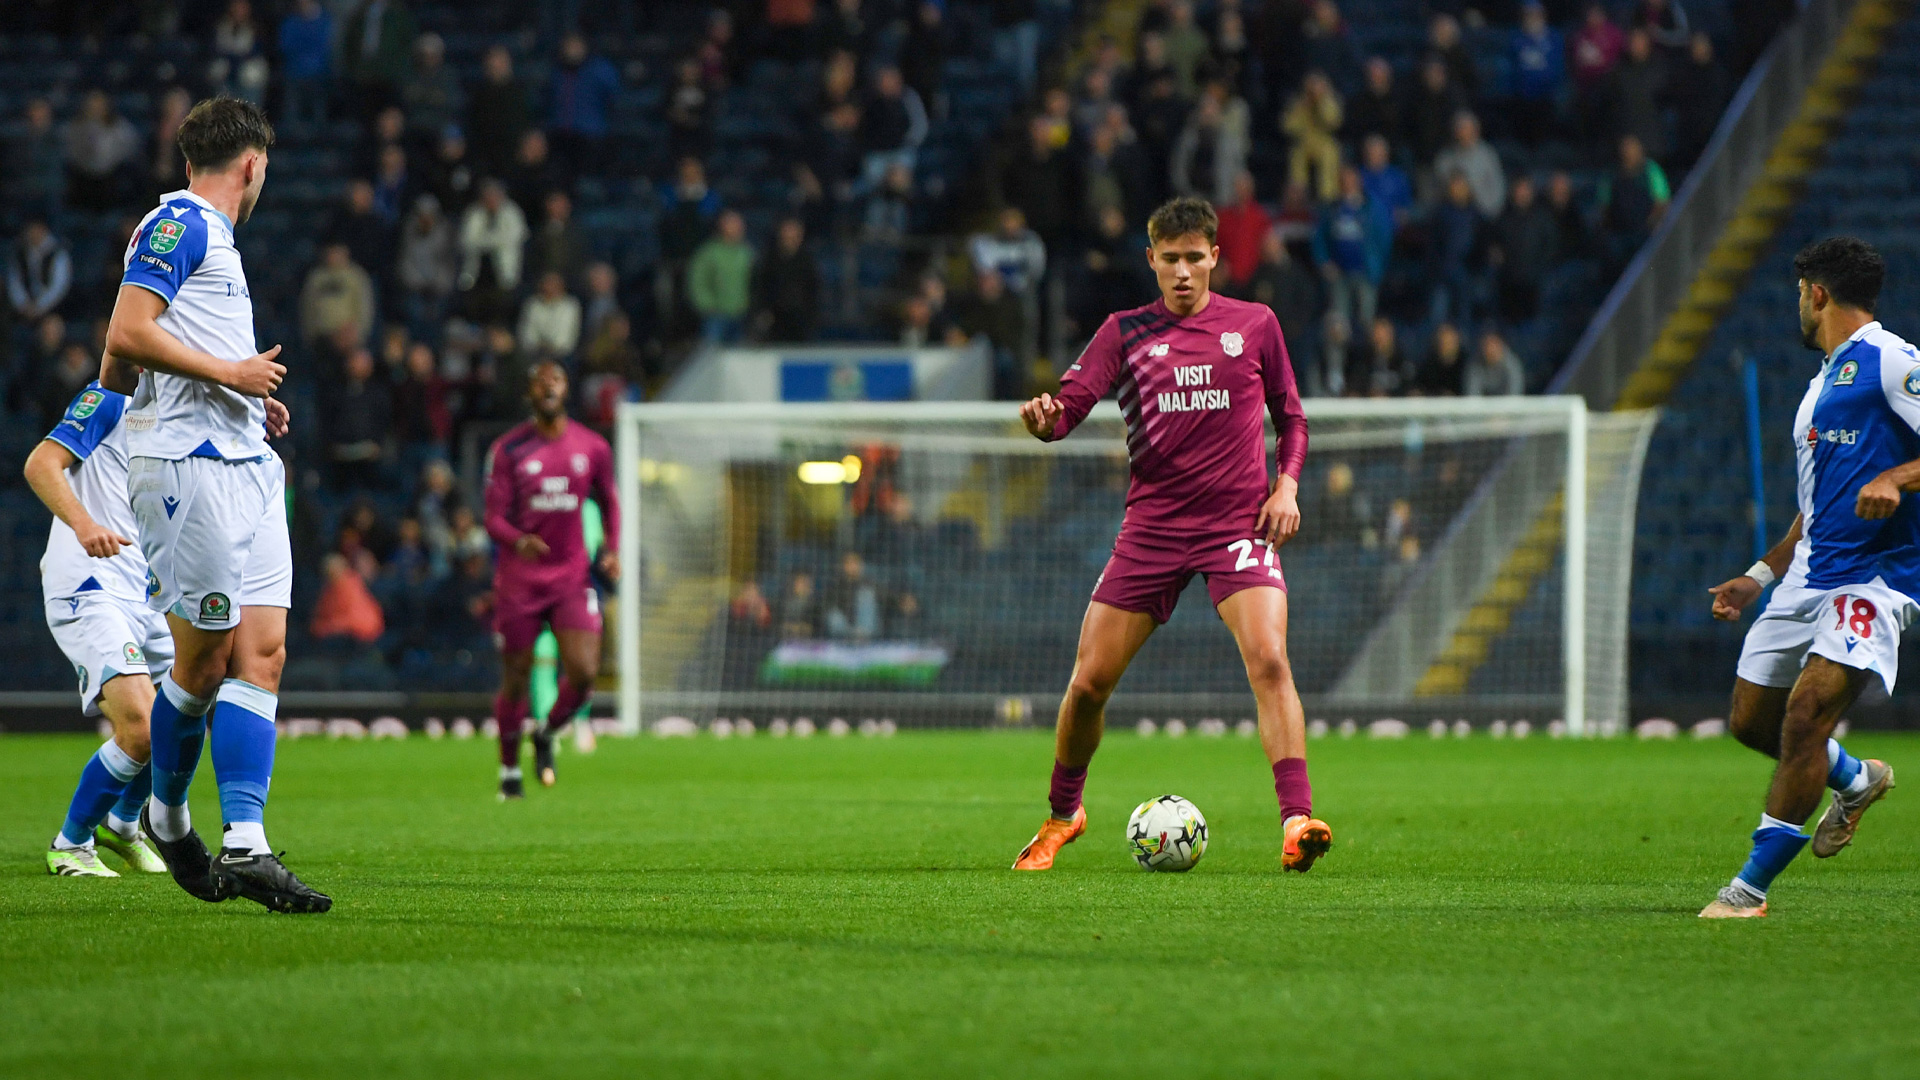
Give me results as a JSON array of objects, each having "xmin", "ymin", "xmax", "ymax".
[
  {"xmin": 1273, "ymin": 757, "xmax": 1312, "ymax": 822},
  {"xmin": 1048, "ymin": 761, "xmax": 1088, "ymax": 820},
  {"xmin": 545, "ymin": 677, "xmax": 591, "ymax": 735},
  {"xmin": 1048, "ymin": 759, "xmax": 1309, "ymax": 822},
  {"xmin": 495, "ymin": 692, "xmax": 528, "ymax": 768}
]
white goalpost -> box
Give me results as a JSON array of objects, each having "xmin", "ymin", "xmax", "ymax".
[{"xmin": 614, "ymin": 398, "xmax": 1656, "ymax": 736}]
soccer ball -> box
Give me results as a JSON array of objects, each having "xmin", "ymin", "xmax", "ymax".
[{"xmin": 1126, "ymin": 794, "xmax": 1208, "ymax": 871}]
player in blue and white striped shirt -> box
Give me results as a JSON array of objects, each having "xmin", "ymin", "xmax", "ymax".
[{"xmin": 100, "ymin": 96, "xmax": 326, "ymax": 913}]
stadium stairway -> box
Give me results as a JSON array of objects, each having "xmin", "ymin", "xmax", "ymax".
[{"xmin": 1407, "ymin": 0, "xmax": 1904, "ymax": 709}]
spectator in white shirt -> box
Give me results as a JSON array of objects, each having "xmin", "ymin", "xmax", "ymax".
[
  {"xmin": 518, "ymin": 270, "xmax": 582, "ymax": 359},
  {"xmin": 457, "ymin": 178, "xmax": 528, "ymax": 325}
]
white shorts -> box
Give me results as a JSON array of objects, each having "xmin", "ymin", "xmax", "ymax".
[
  {"xmin": 45, "ymin": 593, "xmax": 175, "ymax": 717},
  {"xmin": 128, "ymin": 453, "xmax": 292, "ymax": 630},
  {"xmin": 1736, "ymin": 577, "xmax": 1919, "ymax": 696}
]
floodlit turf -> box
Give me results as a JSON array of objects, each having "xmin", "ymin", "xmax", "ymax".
[{"xmin": 2, "ymin": 729, "xmax": 1918, "ymax": 1078}]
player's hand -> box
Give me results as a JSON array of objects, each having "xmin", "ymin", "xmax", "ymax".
[
  {"xmin": 1857, "ymin": 473, "xmax": 1903, "ymax": 519},
  {"xmin": 1020, "ymin": 393, "xmax": 1064, "ymax": 439},
  {"xmin": 224, "ymin": 345, "xmax": 286, "ymax": 397},
  {"xmin": 1707, "ymin": 575, "xmax": 1763, "ymax": 621},
  {"xmin": 598, "ymin": 551, "xmax": 622, "ymax": 584},
  {"xmin": 513, "ymin": 533, "xmax": 551, "ymax": 561},
  {"xmin": 1257, "ymin": 480, "xmax": 1302, "ymax": 547},
  {"xmin": 74, "ymin": 520, "xmax": 134, "ymax": 559},
  {"xmin": 263, "ymin": 396, "xmax": 291, "ymax": 439}
]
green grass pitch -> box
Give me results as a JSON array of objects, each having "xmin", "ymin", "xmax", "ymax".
[{"xmin": 2, "ymin": 729, "xmax": 1917, "ymax": 1078}]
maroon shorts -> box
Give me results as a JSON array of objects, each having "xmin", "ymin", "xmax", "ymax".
[
  {"xmin": 493, "ymin": 586, "xmax": 603, "ymax": 653},
  {"xmin": 1091, "ymin": 522, "xmax": 1287, "ymax": 624}
]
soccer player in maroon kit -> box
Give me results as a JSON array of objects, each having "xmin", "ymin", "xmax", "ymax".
[
  {"xmin": 1011, "ymin": 197, "xmax": 1333, "ymax": 872},
  {"xmin": 483, "ymin": 361, "xmax": 621, "ymax": 799}
]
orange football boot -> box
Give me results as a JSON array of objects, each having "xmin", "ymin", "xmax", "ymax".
[
  {"xmin": 1012, "ymin": 807, "xmax": 1086, "ymax": 870},
  {"xmin": 1282, "ymin": 814, "xmax": 1332, "ymax": 872}
]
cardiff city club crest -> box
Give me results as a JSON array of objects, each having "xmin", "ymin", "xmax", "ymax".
[{"xmin": 1219, "ymin": 331, "xmax": 1244, "ymax": 357}]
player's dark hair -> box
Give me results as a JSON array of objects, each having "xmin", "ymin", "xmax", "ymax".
[
  {"xmin": 1794, "ymin": 236, "xmax": 1883, "ymax": 313},
  {"xmin": 1147, "ymin": 196, "xmax": 1218, "ymax": 244},
  {"xmin": 176, "ymin": 97, "xmax": 275, "ymax": 171}
]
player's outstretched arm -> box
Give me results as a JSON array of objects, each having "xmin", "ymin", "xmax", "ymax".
[
  {"xmin": 1708, "ymin": 513, "xmax": 1802, "ymax": 621},
  {"xmin": 23, "ymin": 441, "xmax": 130, "ymax": 558},
  {"xmin": 106, "ymin": 286, "xmax": 286, "ymax": 397},
  {"xmin": 1020, "ymin": 393, "xmax": 1065, "ymax": 440}
]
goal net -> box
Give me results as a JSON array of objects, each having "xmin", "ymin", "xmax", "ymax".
[{"xmin": 614, "ymin": 399, "xmax": 1657, "ymax": 735}]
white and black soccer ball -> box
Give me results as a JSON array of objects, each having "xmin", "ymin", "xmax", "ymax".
[{"xmin": 1126, "ymin": 794, "xmax": 1208, "ymax": 871}]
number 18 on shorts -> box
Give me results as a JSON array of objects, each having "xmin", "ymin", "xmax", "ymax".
[{"xmin": 1737, "ymin": 577, "xmax": 1920, "ymax": 696}]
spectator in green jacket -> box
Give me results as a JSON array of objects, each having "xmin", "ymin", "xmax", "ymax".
[{"xmin": 688, "ymin": 210, "xmax": 756, "ymax": 344}]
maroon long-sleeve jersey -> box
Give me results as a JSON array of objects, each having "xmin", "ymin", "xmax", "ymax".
[
  {"xmin": 1046, "ymin": 294, "xmax": 1307, "ymax": 530},
  {"xmin": 484, "ymin": 419, "xmax": 621, "ymax": 603}
]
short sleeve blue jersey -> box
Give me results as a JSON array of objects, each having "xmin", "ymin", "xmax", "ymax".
[
  {"xmin": 118, "ymin": 189, "xmax": 266, "ymax": 461},
  {"xmin": 38, "ymin": 383, "xmax": 153, "ymax": 605},
  {"xmin": 1786, "ymin": 322, "xmax": 1920, "ymax": 597}
]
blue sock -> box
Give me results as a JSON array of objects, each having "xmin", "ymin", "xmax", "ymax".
[
  {"xmin": 148, "ymin": 673, "xmax": 211, "ymax": 841},
  {"xmin": 1733, "ymin": 813, "xmax": 1811, "ymax": 898},
  {"xmin": 56, "ymin": 740, "xmax": 142, "ymax": 848},
  {"xmin": 210, "ymin": 679, "xmax": 277, "ymax": 854},
  {"xmin": 110, "ymin": 763, "xmax": 152, "ymax": 829},
  {"xmin": 1827, "ymin": 738, "xmax": 1869, "ymax": 795}
]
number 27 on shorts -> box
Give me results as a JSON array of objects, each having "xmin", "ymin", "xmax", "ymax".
[{"xmin": 1227, "ymin": 539, "xmax": 1285, "ymax": 581}]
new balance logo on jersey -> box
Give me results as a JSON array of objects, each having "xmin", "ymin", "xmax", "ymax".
[
  {"xmin": 1148, "ymin": 343, "xmax": 1170, "ymax": 357},
  {"xmin": 162, "ymin": 495, "xmax": 179, "ymax": 518}
]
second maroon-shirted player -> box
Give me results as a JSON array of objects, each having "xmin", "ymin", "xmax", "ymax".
[
  {"xmin": 483, "ymin": 361, "xmax": 621, "ymax": 799},
  {"xmin": 1011, "ymin": 197, "xmax": 1332, "ymax": 873}
]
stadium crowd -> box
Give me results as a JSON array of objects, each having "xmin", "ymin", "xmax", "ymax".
[{"xmin": 0, "ymin": 0, "xmax": 1794, "ymax": 689}]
